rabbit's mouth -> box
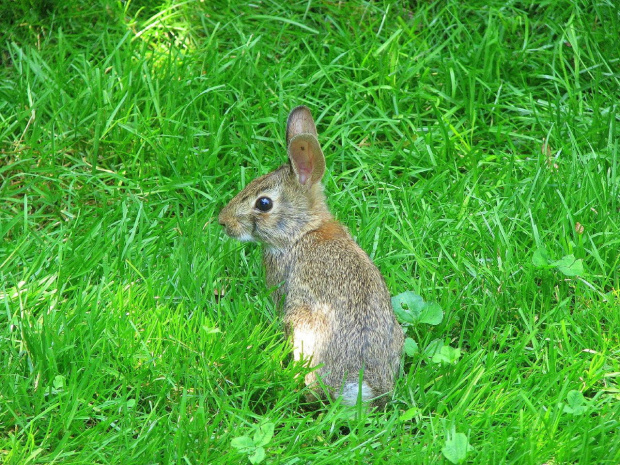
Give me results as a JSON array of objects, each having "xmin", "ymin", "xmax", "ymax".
[
  {"xmin": 220, "ymin": 223, "xmax": 255, "ymax": 243},
  {"xmin": 234, "ymin": 232, "xmax": 255, "ymax": 242}
]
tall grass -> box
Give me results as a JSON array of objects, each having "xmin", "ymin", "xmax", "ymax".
[{"xmin": 1, "ymin": 0, "xmax": 619, "ymax": 463}]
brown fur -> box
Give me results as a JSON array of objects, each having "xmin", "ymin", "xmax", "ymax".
[
  {"xmin": 218, "ymin": 106, "xmax": 404, "ymax": 408},
  {"xmin": 311, "ymin": 220, "xmax": 348, "ymax": 242}
]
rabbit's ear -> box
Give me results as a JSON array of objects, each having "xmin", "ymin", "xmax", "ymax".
[
  {"xmin": 288, "ymin": 134, "xmax": 325, "ymax": 186},
  {"xmin": 286, "ymin": 106, "xmax": 318, "ymax": 144},
  {"xmin": 286, "ymin": 106, "xmax": 325, "ymax": 186}
]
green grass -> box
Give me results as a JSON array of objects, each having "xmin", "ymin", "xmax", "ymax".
[{"xmin": 1, "ymin": 0, "xmax": 619, "ymax": 463}]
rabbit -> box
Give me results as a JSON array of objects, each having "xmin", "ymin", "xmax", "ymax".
[{"xmin": 218, "ymin": 106, "xmax": 404, "ymax": 408}]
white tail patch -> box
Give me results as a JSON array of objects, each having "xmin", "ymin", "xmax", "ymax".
[{"xmin": 341, "ymin": 381, "xmax": 374, "ymax": 406}]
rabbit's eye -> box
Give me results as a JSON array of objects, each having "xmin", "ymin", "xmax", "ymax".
[{"xmin": 255, "ymin": 196, "xmax": 273, "ymax": 212}]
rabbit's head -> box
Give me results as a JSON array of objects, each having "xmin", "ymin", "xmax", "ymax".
[{"xmin": 218, "ymin": 106, "xmax": 331, "ymax": 249}]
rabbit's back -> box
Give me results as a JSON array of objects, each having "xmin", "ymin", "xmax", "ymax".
[{"xmin": 265, "ymin": 220, "xmax": 403, "ymax": 406}]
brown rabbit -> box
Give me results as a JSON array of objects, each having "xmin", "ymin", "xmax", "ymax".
[{"xmin": 218, "ymin": 106, "xmax": 404, "ymax": 407}]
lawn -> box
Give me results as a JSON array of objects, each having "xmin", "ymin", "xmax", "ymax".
[{"xmin": 1, "ymin": 0, "xmax": 619, "ymax": 463}]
